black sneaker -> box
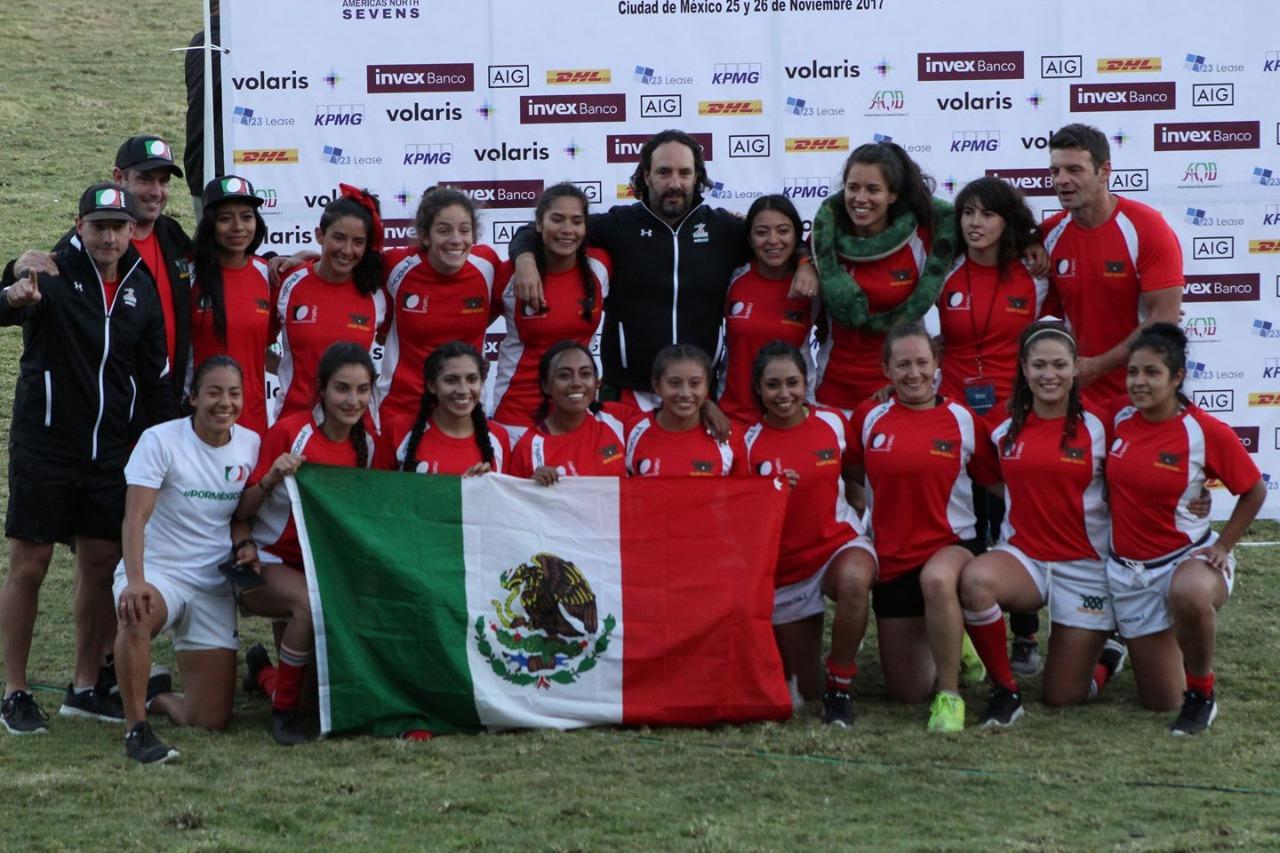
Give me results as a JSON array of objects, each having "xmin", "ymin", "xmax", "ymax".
[
  {"xmin": 59, "ymin": 683, "xmax": 125, "ymax": 722},
  {"xmin": 96, "ymin": 657, "xmax": 118, "ymax": 698},
  {"xmin": 980, "ymin": 684, "xmax": 1025, "ymax": 728},
  {"xmin": 271, "ymin": 709, "xmax": 311, "ymax": 746},
  {"xmin": 1171, "ymin": 689, "xmax": 1217, "ymax": 736},
  {"xmin": 243, "ymin": 643, "xmax": 271, "ymax": 695},
  {"xmin": 821, "ymin": 689, "xmax": 854, "ymax": 728},
  {"xmin": 144, "ymin": 666, "xmax": 174, "ymax": 710},
  {"xmin": 1099, "ymin": 636, "xmax": 1128, "ymax": 679},
  {"xmin": 124, "ymin": 721, "xmax": 179, "ymax": 765},
  {"xmin": 1, "ymin": 691, "xmax": 50, "ymax": 735}
]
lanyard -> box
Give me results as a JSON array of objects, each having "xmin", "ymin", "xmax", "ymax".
[{"xmin": 963, "ymin": 260, "xmax": 1001, "ymax": 378}]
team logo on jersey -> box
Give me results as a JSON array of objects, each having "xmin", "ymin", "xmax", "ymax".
[
  {"xmin": 691, "ymin": 459, "xmax": 715, "ymax": 474},
  {"xmin": 692, "ymin": 222, "xmax": 709, "ymax": 244},
  {"xmin": 869, "ymin": 432, "xmax": 894, "ymax": 452},
  {"xmin": 292, "ymin": 305, "xmax": 318, "ymax": 323},
  {"xmin": 930, "ymin": 438, "xmax": 956, "ymax": 458},
  {"xmin": 636, "ymin": 458, "xmax": 658, "ymax": 475},
  {"xmin": 1077, "ymin": 594, "xmax": 1106, "ymax": 614},
  {"xmin": 402, "ymin": 292, "xmax": 429, "ymax": 314},
  {"xmin": 599, "ymin": 443, "xmax": 622, "ymax": 463},
  {"xmin": 1103, "ymin": 259, "xmax": 1127, "ymax": 277},
  {"xmin": 474, "ymin": 552, "xmax": 616, "ymax": 691},
  {"xmin": 1005, "ymin": 295, "xmax": 1030, "ymax": 314},
  {"xmin": 224, "ymin": 464, "xmax": 251, "ymax": 482},
  {"xmin": 197, "ymin": 294, "xmax": 213, "ymax": 310},
  {"xmin": 347, "ymin": 312, "xmax": 372, "ymax": 330},
  {"xmin": 890, "ymin": 268, "xmax": 914, "ymax": 284},
  {"xmin": 121, "ymin": 288, "xmax": 137, "ymax": 308},
  {"xmin": 461, "ymin": 296, "xmax": 485, "ymax": 315},
  {"xmin": 814, "ymin": 448, "xmax": 839, "ymax": 466},
  {"xmin": 1001, "ymin": 440, "xmax": 1024, "ymax": 460},
  {"xmin": 1059, "ymin": 446, "xmax": 1087, "ymax": 464},
  {"xmin": 1155, "ymin": 451, "xmax": 1183, "ymax": 472},
  {"xmin": 1055, "ymin": 258, "xmax": 1075, "ymax": 277},
  {"xmin": 1109, "ymin": 437, "xmax": 1128, "ymax": 457},
  {"xmin": 756, "ymin": 460, "xmax": 777, "ymax": 475},
  {"xmin": 729, "ymin": 301, "xmax": 752, "ymax": 319},
  {"xmin": 783, "ymin": 308, "xmax": 805, "ymax": 326},
  {"xmin": 945, "ymin": 290, "xmax": 967, "ymax": 310},
  {"xmin": 521, "ymin": 302, "xmax": 548, "ymax": 318},
  {"xmin": 255, "ymin": 298, "xmax": 270, "ymax": 314}
]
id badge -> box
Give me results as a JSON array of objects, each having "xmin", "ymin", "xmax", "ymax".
[{"xmin": 963, "ymin": 377, "xmax": 996, "ymax": 414}]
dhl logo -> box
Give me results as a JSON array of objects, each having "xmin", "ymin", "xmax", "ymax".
[
  {"xmin": 698, "ymin": 100, "xmax": 764, "ymax": 116},
  {"xmin": 1097, "ymin": 57, "xmax": 1161, "ymax": 73},
  {"xmin": 1248, "ymin": 392, "xmax": 1280, "ymax": 406},
  {"xmin": 1249, "ymin": 240, "xmax": 1280, "ymax": 253},
  {"xmin": 233, "ymin": 149, "xmax": 299, "ymax": 164},
  {"xmin": 546, "ymin": 69, "xmax": 611, "ymax": 84},
  {"xmin": 784, "ymin": 137, "xmax": 849, "ymax": 153},
  {"xmin": 616, "ymin": 184, "xmax": 636, "ymax": 199}
]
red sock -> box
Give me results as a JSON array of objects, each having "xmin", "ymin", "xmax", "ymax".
[
  {"xmin": 825, "ymin": 657, "xmax": 857, "ymax": 692},
  {"xmin": 1185, "ymin": 670, "xmax": 1215, "ymax": 696},
  {"xmin": 1090, "ymin": 663, "xmax": 1110, "ymax": 696},
  {"xmin": 256, "ymin": 664, "xmax": 278, "ymax": 697},
  {"xmin": 272, "ymin": 644, "xmax": 313, "ymax": 712},
  {"xmin": 963, "ymin": 606, "xmax": 1017, "ymax": 693}
]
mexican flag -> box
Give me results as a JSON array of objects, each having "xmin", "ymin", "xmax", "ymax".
[{"xmin": 286, "ymin": 467, "xmax": 792, "ymax": 736}]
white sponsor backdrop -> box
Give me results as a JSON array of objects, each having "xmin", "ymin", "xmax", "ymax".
[{"xmin": 222, "ymin": 0, "xmax": 1279, "ymax": 519}]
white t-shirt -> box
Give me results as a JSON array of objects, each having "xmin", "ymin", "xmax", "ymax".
[{"xmin": 120, "ymin": 417, "xmax": 261, "ymax": 589}]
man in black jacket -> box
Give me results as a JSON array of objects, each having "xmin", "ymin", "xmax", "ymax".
[
  {"xmin": 0, "ymin": 184, "xmax": 177, "ymax": 735},
  {"xmin": 509, "ymin": 129, "xmax": 817, "ymax": 409},
  {"xmin": 17, "ymin": 135, "xmax": 194, "ymax": 410}
]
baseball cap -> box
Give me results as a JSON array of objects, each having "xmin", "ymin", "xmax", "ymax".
[
  {"xmin": 78, "ymin": 183, "xmax": 136, "ymax": 223},
  {"xmin": 115, "ymin": 134, "xmax": 184, "ymax": 177},
  {"xmin": 202, "ymin": 175, "xmax": 264, "ymax": 209}
]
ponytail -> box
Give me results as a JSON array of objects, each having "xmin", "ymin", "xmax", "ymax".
[
  {"xmin": 315, "ymin": 342, "xmax": 376, "ymax": 467},
  {"xmin": 533, "ymin": 183, "xmax": 596, "ymax": 323}
]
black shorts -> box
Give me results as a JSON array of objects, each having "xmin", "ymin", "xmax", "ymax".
[
  {"xmin": 5, "ymin": 449, "xmax": 126, "ymax": 544},
  {"xmin": 871, "ymin": 538, "xmax": 985, "ymax": 620}
]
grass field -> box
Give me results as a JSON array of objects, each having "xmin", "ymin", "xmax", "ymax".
[{"xmin": 2, "ymin": 2, "xmax": 1280, "ymax": 850}]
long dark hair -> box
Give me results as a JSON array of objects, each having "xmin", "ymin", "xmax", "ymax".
[
  {"xmin": 839, "ymin": 141, "xmax": 936, "ymax": 233},
  {"xmin": 533, "ymin": 340, "xmax": 599, "ymax": 424},
  {"xmin": 190, "ymin": 353, "xmax": 243, "ymax": 397},
  {"xmin": 953, "ymin": 177, "xmax": 1040, "ymax": 277},
  {"xmin": 319, "ymin": 196, "xmax": 383, "ymax": 296},
  {"xmin": 401, "ymin": 341, "xmax": 493, "ymax": 472},
  {"xmin": 315, "ymin": 342, "xmax": 375, "ymax": 469},
  {"xmin": 1003, "ymin": 320, "xmax": 1083, "ymax": 453},
  {"xmin": 193, "ymin": 201, "xmax": 267, "ymax": 346},
  {"xmin": 651, "ymin": 343, "xmax": 713, "ymax": 388},
  {"xmin": 1130, "ymin": 322, "xmax": 1191, "ymax": 405},
  {"xmin": 750, "ymin": 340, "xmax": 808, "ymax": 414},
  {"xmin": 629, "ymin": 129, "xmax": 712, "ymax": 205},
  {"xmin": 533, "ymin": 183, "xmax": 595, "ymax": 322},
  {"xmin": 744, "ymin": 194, "xmax": 804, "ymax": 270}
]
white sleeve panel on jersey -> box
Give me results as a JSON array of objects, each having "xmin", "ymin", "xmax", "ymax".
[
  {"xmin": 1042, "ymin": 216, "xmax": 1072, "ymax": 256},
  {"xmin": 1113, "ymin": 405, "xmax": 1138, "ymax": 430},
  {"xmin": 251, "ymin": 258, "xmax": 270, "ymax": 281},
  {"xmin": 385, "ymin": 254, "xmax": 421, "ymax": 299},
  {"xmin": 742, "ymin": 422, "xmax": 764, "ymax": 457},
  {"xmin": 1114, "ymin": 212, "xmax": 1141, "ymax": 270},
  {"xmin": 623, "ymin": 417, "xmax": 652, "ymax": 474},
  {"xmin": 489, "ymin": 431, "xmax": 506, "ymax": 473},
  {"xmin": 907, "ymin": 229, "xmax": 928, "ymax": 274},
  {"xmin": 531, "ymin": 434, "xmax": 546, "ymax": 470},
  {"xmin": 1081, "ymin": 411, "xmax": 1111, "ymax": 558},
  {"xmin": 597, "ymin": 410, "xmax": 626, "ymax": 444},
  {"xmin": 813, "ymin": 407, "xmax": 849, "ymax": 454},
  {"xmin": 944, "ymin": 402, "xmax": 979, "ymax": 540},
  {"xmin": 1175, "ymin": 414, "xmax": 1211, "ymax": 544},
  {"xmin": 990, "ymin": 419, "xmax": 1016, "ymax": 544},
  {"xmin": 273, "ymin": 327, "xmax": 294, "ymax": 423},
  {"xmin": 374, "ymin": 311, "xmax": 401, "ymax": 413},
  {"xmin": 490, "ymin": 294, "xmax": 525, "ymax": 416},
  {"xmin": 860, "ymin": 400, "xmax": 893, "ymax": 450},
  {"xmin": 813, "ymin": 316, "xmax": 836, "ymax": 395},
  {"xmin": 716, "ymin": 440, "xmax": 734, "ymax": 475},
  {"xmin": 587, "ymin": 255, "xmax": 610, "ymax": 301},
  {"xmin": 467, "ymin": 253, "xmax": 496, "ymax": 288}
]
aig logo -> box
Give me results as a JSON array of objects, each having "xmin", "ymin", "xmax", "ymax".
[
  {"xmin": 640, "ymin": 94, "xmax": 681, "ymax": 117},
  {"xmin": 1193, "ymin": 389, "xmax": 1234, "ymax": 412},
  {"xmin": 1192, "ymin": 83, "xmax": 1235, "ymax": 107},
  {"xmin": 488, "ymin": 65, "xmax": 528, "ymax": 88},
  {"xmin": 1041, "ymin": 55, "xmax": 1082, "ymax": 78},
  {"xmin": 1192, "ymin": 236, "xmax": 1234, "ymax": 260},
  {"xmin": 729, "ymin": 135, "xmax": 770, "ymax": 158}
]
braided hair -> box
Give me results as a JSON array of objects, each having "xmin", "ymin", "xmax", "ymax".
[
  {"xmin": 532, "ymin": 340, "xmax": 600, "ymax": 424},
  {"xmin": 401, "ymin": 341, "xmax": 493, "ymax": 472},
  {"xmin": 1003, "ymin": 320, "xmax": 1084, "ymax": 453},
  {"xmin": 315, "ymin": 342, "xmax": 375, "ymax": 469},
  {"xmin": 533, "ymin": 183, "xmax": 595, "ymax": 322},
  {"xmin": 193, "ymin": 202, "xmax": 267, "ymax": 346}
]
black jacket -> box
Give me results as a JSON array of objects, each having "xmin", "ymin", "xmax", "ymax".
[
  {"xmin": 1, "ymin": 241, "xmax": 177, "ymax": 463},
  {"xmin": 511, "ymin": 199, "xmax": 748, "ymax": 390},
  {"xmin": 55, "ymin": 214, "xmax": 193, "ymax": 407}
]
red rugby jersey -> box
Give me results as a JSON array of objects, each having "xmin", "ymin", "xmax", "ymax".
[
  {"xmin": 273, "ymin": 264, "xmax": 383, "ymax": 420},
  {"xmin": 718, "ymin": 262, "xmax": 816, "ymax": 425},
  {"xmin": 1107, "ymin": 405, "xmax": 1260, "ymax": 561},
  {"xmin": 991, "ymin": 409, "xmax": 1110, "ymax": 561},
  {"xmin": 850, "ymin": 396, "xmax": 1000, "ymax": 582},
  {"xmin": 509, "ymin": 409, "xmax": 627, "ymax": 478},
  {"xmin": 190, "ymin": 257, "xmax": 272, "ymax": 436},
  {"xmin": 623, "ymin": 412, "xmax": 742, "ymax": 477},
  {"xmin": 815, "ymin": 226, "xmax": 930, "ymax": 409},
  {"xmin": 743, "ymin": 406, "xmax": 864, "ymax": 586},
  {"xmin": 492, "ymin": 249, "xmax": 609, "ymax": 428},
  {"xmin": 248, "ymin": 409, "xmax": 375, "ymax": 567},
  {"xmin": 374, "ymin": 414, "xmax": 509, "ymax": 475},
  {"xmin": 375, "ymin": 245, "xmax": 502, "ymax": 424},
  {"xmin": 1042, "ymin": 197, "xmax": 1183, "ymax": 404}
]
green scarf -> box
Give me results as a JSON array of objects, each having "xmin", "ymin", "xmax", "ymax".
[{"xmin": 811, "ymin": 194, "xmax": 957, "ymax": 332}]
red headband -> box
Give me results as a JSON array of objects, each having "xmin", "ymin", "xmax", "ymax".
[{"xmin": 339, "ymin": 183, "xmax": 383, "ymax": 255}]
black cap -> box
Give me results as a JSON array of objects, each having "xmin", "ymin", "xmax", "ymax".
[
  {"xmin": 78, "ymin": 183, "xmax": 136, "ymax": 223},
  {"xmin": 202, "ymin": 175, "xmax": 264, "ymax": 209},
  {"xmin": 115, "ymin": 134, "xmax": 183, "ymax": 177}
]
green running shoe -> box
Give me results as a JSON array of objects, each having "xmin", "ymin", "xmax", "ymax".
[{"xmin": 927, "ymin": 691, "xmax": 965, "ymax": 733}]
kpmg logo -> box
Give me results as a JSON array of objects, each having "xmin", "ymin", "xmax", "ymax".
[
  {"xmin": 951, "ymin": 131, "xmax": 1000, "ymax": 153},
  {"xmin": 366, "ymin": 63, "xmax": 474, "ymax": 93},
  {"xmin": 488, "ymin": 65, "xmax": 528, "ymax": 88},
  {"xmin": 917, "ymin": 51, "xmax": 1023, "ymax": 81},
  {"xmin": 1182, "ymin": 273, "xmax": 1259, "ymax": 302},
  {"xmin": 521, "ymin": 94, "xmax": 626, "ymax": 123},
  {"xmin": 606, "ymin": 132, "xmax": 712, "ymax": 163},
  {"xmin": 438, "ymin": 180, "xmax": 544, "ymax": 208},
  {"xmin": 1266, "ymin": 51, "xmax": 1280, "ymax": 72},
  {"xmin": 314, "ymin": 104, "xmax": 363, "ymax": 126},
  {"xmin": 710, "ymin": 63, "xmax": 761, "ymax": 84},
  {"xmin": 783, "ymin": 177, "xmax": 834, "ymax": 199},
  {"xmin": 985, "ymin": 168, "xmax": 1055, "ymax": 196},
  {"xmin": 1069, "ymin": 83, "xmax": 1175, "ymax": 111},
  {"xmin": 1264, "ymin": 204, "xmax": 1280, "ymax": 226},
  {"xmin": 1154, "ymin": 121, "xmax": 1260, "ymax": 150},
  {"xmin": 402, "ymin": 143, "xmax": 453, "ymax": 166},
  {"xmin": 1041, "ymin": 55, "xmax": 1081, "ymax": 78}
]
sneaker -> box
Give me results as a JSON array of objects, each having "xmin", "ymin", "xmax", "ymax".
[
  {"xmin": 1171, "ymin": 690, "xmax": 1218, "ymax": 736},
  {"xmin": 980, "ymin": 685, "xmax": 1025, "ymax": 728},
  {"xmin": 787, "ymin": 675, "xmax": 805, "ymax": 715},
  {"xmin": 271, "ymin": 709, "xmax": 311, "ymax": 746},
  {"xmin": 1099, "ymin": 637, "xmax": 1128, "ymax": 679},
  {"xmin": 96, "ymin": 658, "xmax": 118, "ymax": 697},
  {"xmin": 124, "ymin": 721, "xmax": 179, "ymax": 765},
  {"xmin": 146, "ymin": 666, "xmax": 173, "ymax": 701},
  {"xmin": 59, "ymin": 683, "xmax": 125, "ymax": 722},
  {"xmin": 1, "ymin": 691, "xmax": 50, "ymax": 735},
  {"xmin": 821, "ymin": 689, "xmax": 854, "ymax": 728},
  {"xmin": 959, "ymin": 634, "xmax": 987, "ymax": 687},
  {"xmin": 1010, "ymin": 636, "xmax": 1044, "ymax": 678},
  {"xmin": 927, "ymin": 691, "xmax": 965, "ymax": 733},
  {"xmin": 242, "ymin": 643, "xmax": 271, "ymax": 696}
]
